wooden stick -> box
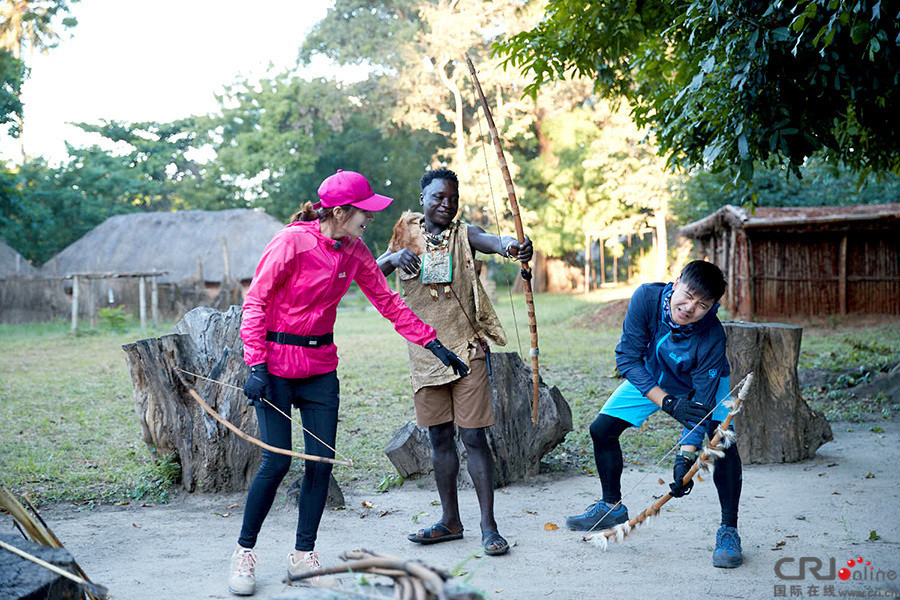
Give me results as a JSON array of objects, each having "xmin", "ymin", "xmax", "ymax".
[
  {"xmin": 287, "ymin": 556, "xmax": 448, "ymax": 600},
  {"xmin": 187, "ymin": 389, "xmax": 352, "ymax": 467},
  {"xmin": 464, "ymin": 52, "xmax": 540, "ymax": 426},
  {"xmin": 0, "ymin": 539, "xmax": 109, "ymax": 599},
  {"xmin": 588, "ymin": 373, "xmax": 755, "ymax": 545}
]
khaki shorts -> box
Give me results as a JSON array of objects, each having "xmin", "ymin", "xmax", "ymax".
[{"xmin": 413, "ymin": 345, "xmax": 494, "ymax": 428}]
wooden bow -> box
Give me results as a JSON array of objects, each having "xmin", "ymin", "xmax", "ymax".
[
  {"xmin": 464, "ymin": 53, "xmax": 541, "ymax": 425},
  {"xmin": 173, "ymin": 368, "xmax": 352, "ymax": 467},
  {"xmin": 186, "ymin": 388, "xmax": 352, "ymax": 467}
]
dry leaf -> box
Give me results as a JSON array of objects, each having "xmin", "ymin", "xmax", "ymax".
[
  {"xmin": 227, "ymin": 503, "xmax": 238, "ymax": 509},
  {"xmin": 132, "ymin": 523, "xmax": 140, "ymax": 528},
  {"xmin": 523, "ymin": 509, "xmax": 537, "ymax": 515},
  {"xmin": 865, "ymin": 473, "xmax": 875, "ymax": 479},
  {"xmin": 362, "ymin": 501, "xmax": 374, "ymax": 508},
  {"xmin": 544, "ymin": 522, "xmax": 559, "ymax": 531}
]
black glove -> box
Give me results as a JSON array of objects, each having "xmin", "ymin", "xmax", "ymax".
[
  {"xmin": 243, "ymin": 363, "xmax": 270, "ymax": 406},
  {"xmin": 660, "ymin": 394, "xmax": 707, "ymax": 428},
  {"xmin": 669, "ymin": 453, "xmax": 695, "ymax": 498},
  {"xmin": 425, "ymin": 339, "xmax": 469, "ymax": 378}
]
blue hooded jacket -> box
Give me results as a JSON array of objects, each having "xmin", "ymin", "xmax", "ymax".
[{"xmin": 615, "ymin": 282, "xmax": 730, "ymax": 409}]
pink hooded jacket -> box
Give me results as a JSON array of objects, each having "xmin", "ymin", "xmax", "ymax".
[{"xmin": 241, "ymin": 219, "xmax": 436, "ymax": 379}]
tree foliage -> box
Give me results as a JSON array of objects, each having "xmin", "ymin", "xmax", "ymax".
[
  {"xmin": 0, "ymin": 49, "xmax": 24, "ymax": 133},
  {"xmin": 496, "ymin": 0, "xmax": 900, "ymax": 178},
  {"xmin": 0, "ymin": 0, "xmax": 78, "ymax": 58},
  {"xmin": 300, "ymin": 0, "xmax": 675, "ymax": 257},
  {"xmin": 672, "ymin": 157, "xmax": 900, "ymax": 224}
]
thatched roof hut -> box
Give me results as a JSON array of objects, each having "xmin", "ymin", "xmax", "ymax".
[
  {"xmin": 680, "ymin": 204, "xmax": 900, "ymax": 318},
  {"xmin": 42, "ymin": 209, "xmax": 285, "ymax": 284},
  {"xmin": 0, "ymin": 238, "xmax": 40, "ymax": 278}
]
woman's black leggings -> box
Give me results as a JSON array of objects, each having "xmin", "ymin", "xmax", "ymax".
[
  {"xmin": 237, "ymin": 371, "xmax": 339, "ymax": 552},
  {"xmin": 589, "ymin": 413, "xmax": 742, "ymax": 527}
]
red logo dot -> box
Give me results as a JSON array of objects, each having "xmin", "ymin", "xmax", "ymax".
[
  {"xmin": 847, "ymin": 560, "xmax": 856, "ymax": 567},
  {"xmin": 858, "ymin": 557, "xmax": 864, "ymax": 563},
  {"xmin": 838, "ymin": 568, "xmax": 852, "ymax": 580}
]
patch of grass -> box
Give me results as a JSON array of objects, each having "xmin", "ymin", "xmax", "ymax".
[
  {"xmin": 0, "ymin": 319, "xmax": 176, "ymax": 505},
  {"xmin": 4, "ymin": 293, "xmax": 896, "ymax": 505},
  {"xmin": 799, "ymin": 324, "xmax": 900, "ymax": 421}
]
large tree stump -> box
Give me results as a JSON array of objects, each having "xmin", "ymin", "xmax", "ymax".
[
  {"xmin": 0, "ymin": 532, "xmax": 81, "ymax": 600},
  {"xmin": 384, "ymin": 352, "xmax": 573, "ymax": 487},
  {"xmin": 123, "ymin": 306, "xmax": 343, "ymax": 503},
  {"xmin": 723, "ymin": 322, "xmax": 833, "ymax": 463}
]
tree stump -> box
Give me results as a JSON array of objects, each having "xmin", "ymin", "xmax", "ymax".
[
  {"xmin": 723, "ymin": 322, "xmax": 833, "ymax": 463},
  {"xmin": 123, "ymin": 306, "xmax": 343, "ymax": 504},
  {"xmin": 0, "ymin": 533, "xmax": 81, "ymax": 600},
  {"xmin": 384, "ymin": 352, "xmax": 573, "ymax": 487}
]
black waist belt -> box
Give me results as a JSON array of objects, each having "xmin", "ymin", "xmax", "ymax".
[{"xmin": 266, "ymin": 331, "xmax": 334, "ymax": 347}]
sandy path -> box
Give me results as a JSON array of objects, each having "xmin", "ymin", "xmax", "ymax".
[{"xmin": 15, "ymin": 420, "xmax": 900, "ymax": 600}]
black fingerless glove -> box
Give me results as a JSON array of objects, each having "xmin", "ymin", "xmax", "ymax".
[
  {"xmin": 425, "ymin": 339, "xmax": 469, "ymax": 378},
  {"xmin": 660, "ymin": 394, "xmax": 707, "ymax": 428},
  {"xmin": 243, "ymin": 363, "xmax": 270, "ymax": 406},
  {"xmin": 669, "ymin": 453, "xmax": 696, "ymax": 498}
]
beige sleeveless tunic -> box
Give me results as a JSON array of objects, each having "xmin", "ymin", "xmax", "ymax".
[{"xmin": 388, "ymin": 212, "xmax": 506, "ymax": 392}]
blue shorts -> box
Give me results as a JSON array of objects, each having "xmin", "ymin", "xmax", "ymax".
[{"xmin": 599, "ymin": 377, "xmax": 733, "ymax": 447}]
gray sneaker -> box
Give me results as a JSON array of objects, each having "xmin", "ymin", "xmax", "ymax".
[
  {"xmin": 228, "ymin": 548, "xmax": 258, "ymax": 596},
  {"xmin": 287, "ymin": 551, "xmax": 339, "ymax": 588}
]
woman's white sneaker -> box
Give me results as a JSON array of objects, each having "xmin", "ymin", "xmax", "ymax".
[
  {"xmin": 228, "ymin": 548, "xmax": 258, "ymax": 596},
  {"xmin": 287, "ymin": 551, "xmax": 339, "ymax": 588}
]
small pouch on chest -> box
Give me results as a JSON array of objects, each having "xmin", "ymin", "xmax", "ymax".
[{"xmin": 420, "ymin": 248, "xmax": 453, "ymax": 285}]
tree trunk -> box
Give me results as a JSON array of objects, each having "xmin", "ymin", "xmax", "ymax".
[
  {"xmin": 0, "ymin": 533, "xmax": 81, "ymax": 600},
  {"xmin": 384, "ymin": 352, "xmax": 572, "ymax": 486},
  {"xmin": 122, "ymin": 306, "xmax": 342, "ymax": 503},
  {"xmin": 723, "ymin": 322, "xmax": 833, "ymax": 463}
]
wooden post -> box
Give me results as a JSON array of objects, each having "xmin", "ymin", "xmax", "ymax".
[
  {"xmin": 222, "ymin": 237, "xmax": 231, "ymax": 282},
  {"xmin": 838, "ymin": 234, "xmax": 848, "ymax": 315},
  {"xmin": 15, "ymin": 253, "xmax": 20, "ymax": 275},
  {"xmin": 599, "ymin": 240, "xmax": 606, "ymax": 286},
  {"xmin": 139, "ymin": 276, "xmax": 147, "ymax": 329},
  {"xmin": 747, "ymin": 237, "xmax": 755, "ymax": 318},
  {"xmin": 584, "ymin": 233, "xmax": 590, "ymax": 293},
  {"xmin": 654, "ymin": 199, "xmax": 668, "ymax": 280},
  {"xmin": 613, "ymin": 250, "xmax": 618, "ymax": 284},
  {"xmin": 88, "ymin": 279, "xmax": 96, "ymax": 328},
  {"xmin": 728, "ymin": 228, "xmax": 736, "ymax": 312},
  {"xmin": 71, "ymin": 276, "xmax": 79, "ymax": 332},
  {"xmin": 196, "ymin": 255, "xmax": 203, "ymax": 281},
  {"xmin": 151, "ymin": 276, "xmax": 159, "ymax": 325}
]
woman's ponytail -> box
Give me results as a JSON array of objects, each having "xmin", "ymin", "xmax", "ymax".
[{"xmin": 290, "ymin": 202, "xmax": 321, "ymax": 223}]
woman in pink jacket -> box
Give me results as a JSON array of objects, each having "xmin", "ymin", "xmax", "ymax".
[{"xmin": 229, "ymin": 170, "xmax": 468, "ymax": 596}]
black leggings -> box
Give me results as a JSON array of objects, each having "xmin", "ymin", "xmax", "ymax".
[
  {"xmin": 589, "ymin": 413, "xmax": 742, "ymax": 527},
  {"xmin": 237, "ymin": 371, "xmax": 339, "ymax": 552}
]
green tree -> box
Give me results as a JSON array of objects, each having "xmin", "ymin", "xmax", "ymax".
[
  {"xmin": 72, "ymin": 118, "xmax": 234, "ymax": 211},
  {"xmin": 0, "ymin": 49, "xmax": 24, "ymax": 133},
  {"xmin": 208, "ymin": 72, "xmax": 445, "ymax": 250},
  {"xmin": 672, "ymin": 158, "xmax": 900, "ymax": 225},
  {"xmin": 299, "ymin": 0, "xmax": 676, "ymax": 261},
  {"xmin": 0, "ymin": 158, "xmax": 105, "ymax": 264},
  {"xmin": 0, "ymin": 0, "xmax": 79, "ymax": 160},
  {"xmin": 496, "ymin": 0, "xmax": 900, "ymax": 179}
]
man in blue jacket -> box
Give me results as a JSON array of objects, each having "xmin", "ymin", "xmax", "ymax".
[{"xmin": 566, "ymin": 260, "xmax": 743, "ymax": 568}]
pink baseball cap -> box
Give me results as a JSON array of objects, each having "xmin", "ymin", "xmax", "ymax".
[{"xmin": 315, "ymin": 170, "xmax": 394, "ymax": 211}]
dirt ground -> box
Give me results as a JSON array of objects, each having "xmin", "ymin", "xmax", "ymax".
[{"xmin": 7, "ymin": 419, "xmax": 900, "ymax": 600}]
